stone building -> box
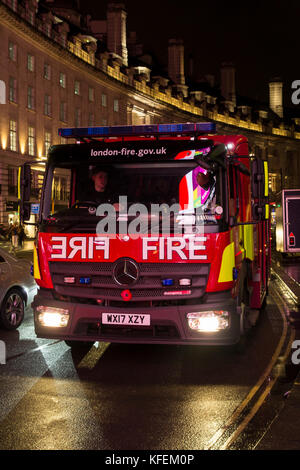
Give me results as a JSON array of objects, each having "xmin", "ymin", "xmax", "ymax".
[{"xmin": 0, "ymin": 0, "xmax": 299, "ymax": 232}]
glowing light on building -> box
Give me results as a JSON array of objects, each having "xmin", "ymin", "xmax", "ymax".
[{"xmin": 1, "ymin": 135, "xmax": 7, "ymax": 150}]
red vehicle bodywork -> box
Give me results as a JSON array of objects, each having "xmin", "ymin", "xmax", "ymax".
[{"xmin": 32, "ymin": 128, "xmax": 270, "ymax": 345}]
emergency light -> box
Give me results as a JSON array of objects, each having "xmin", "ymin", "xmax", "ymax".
[{"xmin": 58, "ymin": 122, "xmax": 216, "ymax": 139}]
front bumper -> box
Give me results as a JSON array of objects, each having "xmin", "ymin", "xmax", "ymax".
[{"xmin": 33, "ymin": 289, "xmax": 240, "ymax": 346}]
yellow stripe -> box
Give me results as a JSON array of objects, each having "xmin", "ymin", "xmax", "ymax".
[
  {"xmin": 265, "ymin": 204, "xmax": 269, "ymax": 220},
  {"xmin": 77, "ymin": 342, "xmax": 110, "ymax": 369},
  {"xmin": 17, "ymin": 167, "xmax": 21, "ymax": 199},
  {"xmin": 33, "ymin": 246, "xmax": 41, "ymax": 280},
  {"xmin": 243, "ymin": 224, "xmax": 254, "ymax": 261},
  {"xmin": 264, "ymin": 161, "xmax": 269, "ymax": 197},
  {"xmin": 218, "ymin": 242, "xmax": 235, "ymax": 283}
]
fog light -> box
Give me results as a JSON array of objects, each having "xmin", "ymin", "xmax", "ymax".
[
  {"xmin": 179, "ymin": 278, "xmax": 192, "ymax": 286},
  {"xmin": 37, "ymin": 306, "xmax": 69, "ymax": 328},
  {"xmin": 187, "ymin": 311, "xmax": 229, "ymax": 332}
]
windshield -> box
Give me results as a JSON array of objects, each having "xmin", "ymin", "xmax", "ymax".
[{"xmin": 41, "ymin": 151, "xmax": 226, "ymax": 234}]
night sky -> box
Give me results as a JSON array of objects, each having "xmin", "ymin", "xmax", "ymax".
[{"xmin": 80, "ymin": 0, "xmax": 299, "ymax": 109}]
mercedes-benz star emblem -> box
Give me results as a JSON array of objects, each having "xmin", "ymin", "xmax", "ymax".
[{"xmin": 113, "ymin": 259, "xmax": 139, "ymax": 286}]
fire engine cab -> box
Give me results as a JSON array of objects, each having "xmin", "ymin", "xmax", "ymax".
[{"xmin": 19, "ymin": 123, "xmax": 270, "ymax": 346}]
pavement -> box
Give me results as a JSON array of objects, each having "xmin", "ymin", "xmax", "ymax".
[{"xmin": 1, "ymin": 239, "xmax": 300, "ymax": 450}]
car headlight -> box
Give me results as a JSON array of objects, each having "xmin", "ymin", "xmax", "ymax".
[
  {"xmin": 37, "ymin": 306, "xmax": 69, "ymax": 328},
  {"xmin": 187, "ymin": 311, "xmax": 229, "ymax": 332}
]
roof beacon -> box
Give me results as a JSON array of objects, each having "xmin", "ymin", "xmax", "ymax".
[{"xmin": 58, "ymin": 122, "xmax": 216, "ymax": 139}]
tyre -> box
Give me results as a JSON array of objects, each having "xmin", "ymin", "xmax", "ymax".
[{"xmin": 0, "ymin": 289, "xmax": 25, "ymax": 330}]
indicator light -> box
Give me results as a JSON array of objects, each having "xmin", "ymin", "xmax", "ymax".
[
  {"xmin": 64, "ymin": 277, "xmax": 75, "ymax": 284},
  {"xmin": 179, "ymin": 278, "xmax": 192, "ymax": 286},
  {"xmin": 162, "ymin": 279, "xmax": 174, "ymax": 286},
  {"xmin": 80, "ymin": 277, "xmax": 91, "ymax": 284}
]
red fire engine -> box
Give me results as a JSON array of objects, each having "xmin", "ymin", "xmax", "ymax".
[{"xmin": 20, "ymin": 123, "xmax": 270, "ymax": 346}]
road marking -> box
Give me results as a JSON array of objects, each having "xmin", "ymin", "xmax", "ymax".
[
  {"xmin": 77, "ymin": 342, "xmax": 110, "ymax": 369},
  {"xmin": 206, "ymin": 284, "xmax": 294, "ymax": 450}
]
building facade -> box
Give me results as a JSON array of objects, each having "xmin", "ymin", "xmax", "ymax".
[{"xmin": 0, "ymin": 0, "xmax": 299, "ymax": 232}]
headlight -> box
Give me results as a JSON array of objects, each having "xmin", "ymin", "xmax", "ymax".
[
  {"xmin": 187, "ymin": 311, "xmax": 229, "ymax": 332},
  {"xmin": 37, "ymin": 306, "xmax": 69, "ymax": 328}
]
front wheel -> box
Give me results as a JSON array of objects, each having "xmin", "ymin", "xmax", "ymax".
[{"xmin": 0, "ymin": 289, "xmax": 25, "ymax": 330}]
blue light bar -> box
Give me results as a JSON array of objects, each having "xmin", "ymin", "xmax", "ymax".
[{"xmin": 58, "ymin": 122, "xmax": 216, "ymax": 139}]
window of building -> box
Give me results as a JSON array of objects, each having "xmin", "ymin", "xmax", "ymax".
[
  {"xmin": 60, "ymin": 102, "xmax": 67, "ymax": 122},
  {"xmin": 74, "ymin": 80, "xmax": 80, "ymax": 95},
  {"xmin": 27, "ymin": 53, "xmax": 35, "ymax": 72},
  {"xmin": 102, "ymin": 93, "xmax": 107, "ymax": 107},
  {"xmin": 88, "ymin": 87, "xmax": 94, "ymax": 102},
  {"xmin": 28, "ymin": 10, "xmax": 35, "ymax": 26},
  {"xmin": 28, "ymin": 126, "xmax": 35, "ymax": 156},
  {"xmin": 269, "ymin": 172, "xmax": 280, "ymax": 193},
  {"xmin": 88, "ymin": 112, "xmax": 94, "ymax": 126},
  {"xmin": 44, "ymin": 23, "xmax": 51, "ymax": 38},
  {"xmin": 27, "ymin": 86, "xmax": 35, "ymax": 110},
  {"xmin": 59, "ymin": 72, "xmax": 66, "ymax": 88},
  {"xmin": 60, "ymin": 34, "xmax": 67, "ymax": 48},
  {"xmin": 44, "ymin": 95, "xmax": 51, "ymax": 116},
  {"xmin": 31, "ymin": 169, "xmax": 44, "ymax": 199},
  {"xmin": 10, "ymin": 0, "xmax": 17, "ymax": 12},
  {"xmin": 8, "ymin": 42, "xmax": 17, "ymax": 61},
  {"xmin": 9, "ymin": 120, "xmax": 17, "ymax": 152},
  {"xmin": 44, "ymin": 63, "xmax": 51, "ymax": 80},
  {"xmin": 44, "ymin": 131, "xmax": 51, "ymax": 156},
  {"xmin": 75, "ymin": 108, "xmax": 81, "ymax": 127},
  {"xmin": 9, "ymin": 77, "xmax": 17, "ymax": 103},
  {"xmin": 114, "ymin": 99, "xmax": 119, "ymax": 112}
]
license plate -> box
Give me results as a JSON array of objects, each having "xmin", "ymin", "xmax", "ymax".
[{"xmin": 102, "ymin": 313, "xmax": 151, "ymax": 326}]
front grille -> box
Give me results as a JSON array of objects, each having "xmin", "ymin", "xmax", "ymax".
[
  {"xmin": 75, "ymin": 319, "xmax": 180, "ymax": 339},
  {"xmin": 49, "ymin": 261, "xmax": 210, "ymax": 303}
]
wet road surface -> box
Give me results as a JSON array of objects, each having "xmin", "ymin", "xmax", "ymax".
[{"xmin": 0, "ymin": 284, "xmax": 293, "ymax": 450}]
